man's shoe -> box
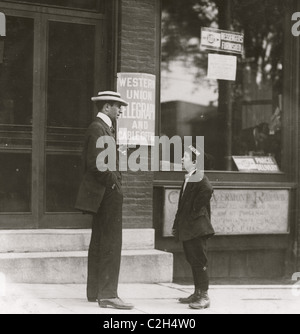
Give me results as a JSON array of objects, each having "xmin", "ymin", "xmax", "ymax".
[
  {"xmin": 189, "ymin": 291, "xmax": 210, "ymax": 310},
  {"xmin": 88, "ymin": 298, "xmax": 97, "ymax": 303},
  {"xmin": 99, "ymin": 298, "xmax": 134, "ymax": 310},
  {"xmin": 179, "ymin": 289, "xmax": 201, "ymax": 304}
]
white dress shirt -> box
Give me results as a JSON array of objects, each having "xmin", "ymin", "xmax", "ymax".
[{"xmin": 182, "ymin": 168, "xmax": 197, "ymax": 194}]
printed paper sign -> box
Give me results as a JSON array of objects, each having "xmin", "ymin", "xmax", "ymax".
[
  {"xmin": 232, "ymin": 156, "xmax": 258, "ymax": 171},
  {"xmin": 201, "ymin": 29, "xmax": 221, "ymax": 49},
  {"xmin": 0, "ymin": 12, "xmax": 6, "ymax": 36},
  {"xmin": 233, "ymin": 156, "xmax": 280, "ymax": 173},
  {"xmin": 163, "ymin": 188, "xmax": 289, "ymax": 236},
  {"xmin": 211, "ymin": 189, "xmax": 289, "ymax": 235},
  {"xmin": 117, "ymin": 73, "xmax": 156, "ymax": 146},
  {"xmin": 207, "ymin": 54, "xmax": 237, "ymax": 81},
  {"xmin": 201, "ymin": 27, "xmax": 244, "ymax": 55}
]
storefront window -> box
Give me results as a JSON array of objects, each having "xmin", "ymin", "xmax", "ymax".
[{"xmin": 161, "ymin": 0, "xmax": 284, "ymax": 172}]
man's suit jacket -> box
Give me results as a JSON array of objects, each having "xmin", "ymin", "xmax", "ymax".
[
  {"xmin": 237, "ymin": 127, "xmax": 269, "ymax": 155},
  {"xmin": 173, "ymin": 173, "xmax": 215, "ymax": 242},
  {"xmin": 75, "ymin": 118, "xmax": 121, "ymax": 214}
]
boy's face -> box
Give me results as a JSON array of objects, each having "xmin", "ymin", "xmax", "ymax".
[{"xmin": 182, "ymin": 151, "xmax": 195, "ymax": 172}]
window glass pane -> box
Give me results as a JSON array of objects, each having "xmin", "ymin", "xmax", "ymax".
[
  {"xmin": 47, "ymin": 21, "xmax": 95, "ymax": 131},
  {"xmin": 46, "ymin": 21, "xmax": 95, "ymax": 212},
  {"xmin": 0, "ymin": 16, "xmax": 33, "ymax": 128},
  {"xmin": 46, "ymin": 154, "xmax": 81, "ymax": 212},
  {"xmin": 0, "ymin": 153, "xmax": 31, "ymax": 212},
  {"xmin": 46, "ymin": 21, "xmax": 95, "ymax": 151},
  {"xmin": 161, "ymin": 0, "xmax": 284, "ymax": 172},
  {"xmin": 0, "ymin": 16, "xmax": 33, "ymax": 213},
  {"xmin": 2, "ymin": 0, "xmax": 105, "ymax": 12}
]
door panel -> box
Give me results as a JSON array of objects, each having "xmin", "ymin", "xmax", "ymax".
[
  {"xmin": 46, "ymin": 21, "xmax": 95, "ymax": 130},
  {"xmin": 45, "ymin": 21, "xmax": 95, "ymax": 217},
  {"xmin": 0, "ymin": 16, "xmax": 34, "ymax": 221},
  {"xmin": 41, "ymin": 18, "xmax": 100, "ymax": 227},
  {"xmin": 0, "ymin": 4, "xmax": 106, "ymax": 229}
]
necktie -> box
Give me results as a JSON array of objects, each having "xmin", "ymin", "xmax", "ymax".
[{"xmin": 182, "ymin": 174, "xmax": 190, "ymax": 193}]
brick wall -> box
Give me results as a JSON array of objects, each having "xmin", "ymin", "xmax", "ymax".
[
  {"xmin": 119, "ymin": 0, "xmax": 157, "ymax": 73},
  {"xmin": 119, "ymin": 0, "xmax": 159, "ymax": 229}
]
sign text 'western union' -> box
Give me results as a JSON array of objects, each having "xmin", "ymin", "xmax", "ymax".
[
  {"xmin": 117, "ymin": 73, "xmax": 156, "ymax": 146},
  {"xmin": 201, "ymin": 27, "xmax": 244, "ymax": 55}
]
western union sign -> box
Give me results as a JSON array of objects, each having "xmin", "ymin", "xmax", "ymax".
[{"xmin": 201, "ymin": 27, "xmax": 244, "ymax": 55}]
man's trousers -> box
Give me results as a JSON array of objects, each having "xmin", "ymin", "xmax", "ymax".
[{"xmin": 87, "ymin": 186, "xmax": 123, "ymax": 300}]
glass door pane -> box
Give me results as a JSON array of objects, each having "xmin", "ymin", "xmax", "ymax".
[
  {"xmin": 0, "ymin": 16, "xmax": 33, "ymax": 213},
  {"xmin": 46, "ymin": 21, "xmax": 95, "ymax": 213}
]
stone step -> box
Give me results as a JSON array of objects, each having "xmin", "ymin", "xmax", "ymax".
[
  {"xmin": 0, "ymin": 250, "xmax": 173, "ymax": 284},
  {"xmin": 0, "ymin": 229, "xmax": 155, "ymax": 253}
]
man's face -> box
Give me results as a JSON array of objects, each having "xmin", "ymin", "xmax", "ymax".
[
  {"xmin": 257, "ymin": 132, "xmax": 268, "ymax": 143},
  {"xmin": 107, "ymin": 102, "xmax": 123, "ymax": 121},
  {"xmin": 182, "ymin": 151, "xmax": 195, "ymax": 172}
]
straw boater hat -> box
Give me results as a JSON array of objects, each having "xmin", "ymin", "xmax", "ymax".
[{"xmin": 91, "ymin": 91, "xmax": 128, "ymax": 106}]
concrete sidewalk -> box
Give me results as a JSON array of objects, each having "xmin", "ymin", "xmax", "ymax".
[{"xmin": 0, "ymin": 282, "xmax": 299, "ymax": 314}]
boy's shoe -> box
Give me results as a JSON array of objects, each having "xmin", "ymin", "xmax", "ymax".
[
  {"xmin": 179, "ymin": 289, "xmax": 201, "ymax": 304},
  {"xmin": 189, "ymin": 291, "xmax": 210, "ymax": 309}
]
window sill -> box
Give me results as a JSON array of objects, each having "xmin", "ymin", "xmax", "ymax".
[{"xmin": 154, "ymin": 171, "xmax": 296, "ymax": 189}]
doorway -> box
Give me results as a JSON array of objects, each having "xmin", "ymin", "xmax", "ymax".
[{"xmin": 0, "ymin": 2, "xmax": 111, "ymax": 228}]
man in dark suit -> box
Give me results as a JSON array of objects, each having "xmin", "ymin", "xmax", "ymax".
[
  {"xmin": 75, "ymin": 91, "xmax": 133, "ymax": 310},
  {"xmin": 173, "ymin": 145, "xmax": 215, "ymax": 310}
]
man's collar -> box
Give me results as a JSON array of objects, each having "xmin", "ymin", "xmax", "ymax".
[
  {"xmin": 185, "ymin": 168, "xmax": 197, "ymax": 179},
  {"xmin": 97, "ymin": 112, "xmax": 112, "ymax": 128},
  {"xmin": 185, "ymin": 169, "xmax": 204, "ymax": 183}
]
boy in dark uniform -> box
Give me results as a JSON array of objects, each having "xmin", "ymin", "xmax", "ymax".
[{"xmin": 173, "ymin": 145, "xmax": 215, "ymax": 310}]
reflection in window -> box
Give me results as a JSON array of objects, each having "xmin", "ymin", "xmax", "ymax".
[
  {"xmin": 0, "ymin": 153, "xmax": 31, "ymax": 213},
  {"xmin": 161, "ymin": 0, "xmax": 284, "ymax": 172},
  {"xmin": 46, "ymin": 154, "xmax": 82, "ymax": 212}
]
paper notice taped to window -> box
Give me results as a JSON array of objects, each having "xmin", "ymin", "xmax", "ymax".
[{"xmin": 207, "ymin": 54, "xmax": 237, "ymax": 81}]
